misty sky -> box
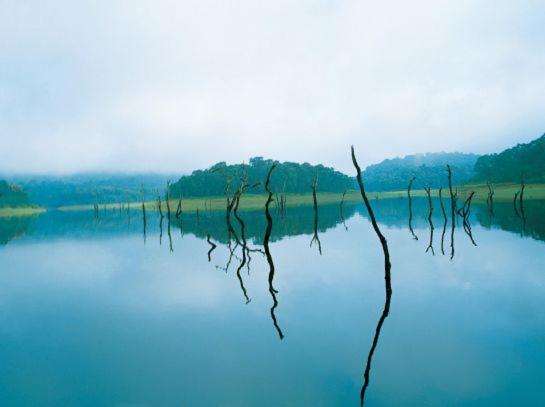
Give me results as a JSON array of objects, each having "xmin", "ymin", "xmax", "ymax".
[{"xmin": 1, "ymin": 0, "xmax": 544, "ymax": 175}]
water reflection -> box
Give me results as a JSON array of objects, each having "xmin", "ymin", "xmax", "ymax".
[
  {"xmin": 360, "ymin": 266, "xmax": 392, "ymax": 406},
  {"xmin": 2, "ymin": 197, "xmax": 545, "ymax": 405}
]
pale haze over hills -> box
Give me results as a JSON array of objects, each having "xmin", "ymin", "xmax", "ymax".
[{"xmin": 1, "ymin": 1, "xmax": 544, "ymax": 175}]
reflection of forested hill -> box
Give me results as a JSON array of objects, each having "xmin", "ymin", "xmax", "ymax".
[
  {"xmin": 2, "ymin": 198, "xmax": 544, "ymax": 246},
  {"xmin": 5, "ymin": 204, "xmax": 359, "ymax": 245},
  {"xmin": 476, "ymin": 201, "xmax": 545, "ymax": 241},
  {"xmin": 0, "ymin": 216, "xmax": 35, "ymax": 245}
]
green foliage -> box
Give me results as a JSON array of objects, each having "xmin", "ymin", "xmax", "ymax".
[
  {"xmin": 473, "ymin": 133, "xmax": 545, "ymax": 183},
  {"xmin": 169, "ymin": 157, "xmax": 354, "ymax": 197},
  {"xmin": 6, "ymin": 173, "xmax": 177, "ymax": 208},
  {"xmin": 363, "ymin": 153, "xmax": 479, "ymax": 191},
  {"xmin": 0, "ymin": 180, "xmax": 30, "ymax": 208}
]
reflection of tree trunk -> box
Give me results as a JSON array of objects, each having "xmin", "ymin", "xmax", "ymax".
[
  {"xmin": 447, "ymin": 165, "xmax": 457, "ymax": 260},
  {"xmin": 166, "ymin": 182, "xmax": 173, "ymax": 252},
  {"xmin": 234, "ymin": 195, "xmax": 251, "ymax": 304},
  {"xmin": 310, "ymin": 172, "xmax": 322, "ymax": 254},
  {"xmin": 351, "ymin": 146, "xmax": 392, "ymax": 406},
  {"xmin": 513, "ymin": 191, "xmax": 520, "ymax": 217},
  {"xmin": 340, "ymin": 190, "xmax": 348, "ymax": 231},
  {"xmin": 263, "ymin": 163, "xmax": 284, "ymax": 340},
  {"xmin": 141, "ymin": 186, "xmax": 147, "ymax": 244},
  {"xmin": 206, "ymin": 233, "xmax": 217, "ymax": 262},
  {"xmin": 519, "ymin": 180, "xmax": 526, "ymax": 224},
  {"xmin": 424, "ymin": 187, "xmax": 435, "ymax": 255},
  {"xmin": 459, "ymin": 191, "xmax": 477, "ymax": 247},
  {"xmin": 157, "ymin": 194, "xmax": 164, "ymax": 246},
  {"xmin": 407, "ymin": 176, "xmax": 418, "ymax": 240},
  {"xmin": 439, "ymin": 188, "xmax": 447, "ymax": 255},
  {"xmin": 486, "ymin": 183, "xmax": 495, "ymax": 216},
  {"xmin": 175, "ymin": 191, "xmax": 183, "ymax": 219}
]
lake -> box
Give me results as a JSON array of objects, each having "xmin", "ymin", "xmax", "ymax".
[{"xmin": 1, "ymin": 197, "xmax": 544, "ymax": 406}]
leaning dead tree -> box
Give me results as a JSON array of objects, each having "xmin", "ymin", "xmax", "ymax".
[
  {"xmin": 407, "ymin": 176, "xmax": 418, "ymax": 240},
  {"xmin": 447, "ymin": 165, "xmax": 457, "ymax": 260},
  {"xmin": 351, "ymin": 146, "xmax": 392, "ymax": 407},
  {"xmin": 309, "ymin": 171, "xmax": 322, "ymax": 254},
  {"xmin": 438, "ymin": 187, "xmax": 448, "ymax": 255},
  {"xmin": 263, "ymin": 163, "xmax": 284, "ymax": 340},
  {"xmin": 424, "ymin": 187, "xmax": 435, "ymax": 255}
]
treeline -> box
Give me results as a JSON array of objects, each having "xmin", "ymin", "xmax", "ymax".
[
  {"xmin": 473, "ymin": 133, "xmax": 545, "ymax": 183},
  {"xmin": 169, "ymin": 157, "xmax": 354, "ymax": 197},
  {"xmin": 5, "ymin": 173, "xmax": 176, "ymax": 208},
  {"xmin": 0, "ymin": 180, "xmax": 30, "ymax": 208},
  {"xmin": 362, "ymin": 152, "xmax": 479, "ymax": 191}
]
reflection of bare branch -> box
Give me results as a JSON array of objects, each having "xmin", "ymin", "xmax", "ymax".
[
  {"xmin": 447, "ymin": 165, "xmax": 457, "ymax": 260},
  {"xmin": 309, "ymin": 171, "xmax": 322, "ymax": 254},
  {"xmin": 340, "ymin": 190, "xmax": 348, "ymax": 231},
  {"xmin": 486, "ymin": 182, "xmax": 495, "ymax": 216},
  {"xmin": 263, "ymin": 164, "xmax": 284, "ymax": 340},
  {"xmin": 513, "ymin": 191, "xmax": 520, "ymax": 217},
  {"xmin": 141, "ymin": 184, "xmax": 147, "ymax": 244},
  {"xmin": 424, "ymin": 187, "xmax": 435, "ymax": 255},
  {"xmin": 519, "ymin": 178, "xmax": 526, "ymax": 227},
  {"xmin": 166, "ymin": 182, "xmax": 173, "ymax": 252},
  {"xmin": 233, "ymin": 193, "xmax": 251, "ymax": 304},
  {"xmin": 351, "ymin": 146, "xmax": 392, "ymax": 406},
  {"xmin": 407, "ymin": 176, "xmax": 418, "ymax": 240},
  {"xmin": 438, "ymin": 188, "xmax": 447, "ymax": 255},
  {"xmin": 206, "ymin": 234, "xmax": 217, "ymax": 262}
]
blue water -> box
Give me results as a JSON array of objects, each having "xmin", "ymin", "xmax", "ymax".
[{"xmin": 1, "ymin": 199, "xmax": 544, "ymax": 406}]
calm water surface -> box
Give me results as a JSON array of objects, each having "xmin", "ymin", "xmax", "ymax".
[{"xmin": 1, "ymin": 199, "xmax": 544, "ymax": 406}]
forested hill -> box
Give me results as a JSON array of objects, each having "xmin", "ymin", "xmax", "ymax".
[
  {"xmin": 362, "ymin": 152, "xmax": 479, "ymax": 191},
  {"xmin": 473, "ymin": 133, "xmax": 545, "ymax": 183},
  {"xmin": 0, "ymin": 180, "xmax": 30, "ymax": 207},
  {"xmin": 5, "ymin": 173, "xmax": 177, "ymax": 208},
  {"xmin": 169, "ymin": 157, "xmax": 354, "ymax": 197}
]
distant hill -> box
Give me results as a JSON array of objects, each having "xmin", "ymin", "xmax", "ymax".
[
  {"xmin": 0, "ymin": 180, "xmax": 30, "ymax": 208},
  {"xmin": 5, "ymin": 173, "xmax": 178, "ymax": 208},
  {"xmin": 363, "ymin": 152, "xmax": 479, "ymax": 191},
  {"xmin": 170, "ymin": 157, "xmax": 354, "ymax": 197},
  {"xmin": 473, "ymin": 133, "xmax": 545, "ymax": 183}
]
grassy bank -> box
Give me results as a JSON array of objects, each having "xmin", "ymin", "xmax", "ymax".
[
  {"xmin": 56, "ymin": 183, "xmax": 545, "ymax": 213},
  {"xmin": 0, "ymin": 207, "xmax": 46, "ymax": 217},
  {"xmin": 397, "ymin": 183, "xmax": 545, "ymax": 201},
  {"xmin": 58, "ymin": 192, "xmax": 365, "ymax": 213}
]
